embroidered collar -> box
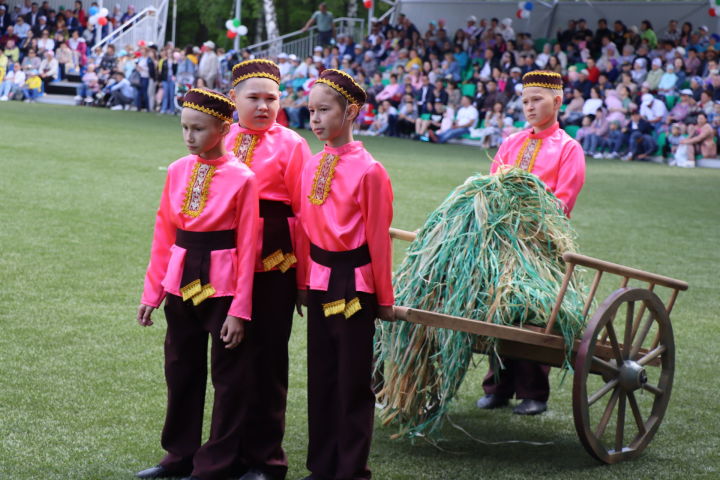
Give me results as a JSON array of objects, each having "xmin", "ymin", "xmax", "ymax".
[
  {"xmin": 528, "ymin": 122, "xmax": 560, "ymax": 140},
  {"xmin": 323, "ymin": 140, "xmax": 363, "ymax": 156},
  {"xmin": 195, "ymin": 153, "xmax": 231, "ymax": 166}
]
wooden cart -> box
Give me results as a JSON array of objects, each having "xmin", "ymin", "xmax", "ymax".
[{"xmin": 389, "ymin": 228, "xmax": 688, "ymax": 464}]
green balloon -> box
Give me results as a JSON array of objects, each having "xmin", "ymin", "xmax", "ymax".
[{"xmin": 233, "ymin": 18, "xmax": 241, "ymax": 27}]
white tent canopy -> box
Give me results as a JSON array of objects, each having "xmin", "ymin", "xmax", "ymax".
[{"xmin": 393, "ymin": 1, "xmax": 716, "ymax": 41}]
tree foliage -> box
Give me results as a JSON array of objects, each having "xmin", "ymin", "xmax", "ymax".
[{"xmin": 171, "ymin": 0, "xmax": 389, "ymax": 49}]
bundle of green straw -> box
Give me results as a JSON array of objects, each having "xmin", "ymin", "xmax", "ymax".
[{"xmin": 375, "ymin": 169, "xmax": 586, "ymax": 439}]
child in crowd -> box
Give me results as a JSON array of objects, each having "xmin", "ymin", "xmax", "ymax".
[
  {"xmin": 22, "ymin": 69, "xmax": 42, "ymax": 102},
  {"xmin": 575, "ymin": 115, "xmax": 593, "ymax": 144},
  {"xmin": 135, "ymin": 88, "xmax": 259, "ymax": 480},
  {"xmin": 300, "ymin": 68, "xmax": 395, "ymax": 480},
  {"xmin": 224, "ymin": 59, "xmax": 312, "ymax": 480}
]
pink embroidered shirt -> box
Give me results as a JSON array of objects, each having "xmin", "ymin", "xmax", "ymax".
[
  {"xmin": 299, "ymin": 141, "xmax": 395, "ymax": 306},
  {"xmin": 491, "ymin": 122, "xmax": 586, "ymax": 215},
  {"xmin": 225, "ymin": 122, "xmax": 311, "ymax": 287},
  {"xmin": 142, "ymin": 153, "xmax": 259, "ymax": 320}
]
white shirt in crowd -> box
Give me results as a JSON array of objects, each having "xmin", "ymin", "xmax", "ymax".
[
  {"xmin": 640, "ymin": 98, "xmax": 668, "ymax": 122},
  {"xmin": 455, "ymin": 105, "xmax": 479, "ymax": 128}
]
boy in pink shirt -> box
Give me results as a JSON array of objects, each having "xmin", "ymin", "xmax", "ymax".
[
  {"xmin": 136, "ymin": 88, "xmax": 259, "ymax": 480},
  {"xmin": 477, "ymin": 70, "xmax": 586, "ymax": 415},
  {"xmin": 225, "ymin": 59, "xmax": 312, "ymax": 480},
  {"xmin": 299, "ymin": 69, "xmax": 395, "ymax": 480}
]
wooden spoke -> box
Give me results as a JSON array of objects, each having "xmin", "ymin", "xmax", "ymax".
[
  {"xmin": 641, "ymin": 383, "xmax": 664, "ymax": 396},
  {"xmin": 623, "ymin": 301, "xmax": 634, "ymax": 357},
  {"xmin": 591, "ymin": 356, "xmax": 620, "ymax": 374},
  {"xmin": 637, "ymin": 345, "xmax": 667, "ymax": 366},
  {"xmin": 630, "ymin": 312, "xmax": 656, "ymax": 359},
  {"xmin": 605, "ymin": 321, "xmax": 625, "ymax": 363},
  {"xmin": 595, "ymin": 387, "xmax": 620, "ymax": 438},
  {"xmin": 589, "ymin": 379, "xmax": 619, "ymax": 407},
  {"xmin": 627, "ymin": 392, "xmax": 647, "ymax": 436},
  {"xmin": 615, "ymin": 391, "xmax": 627, "ymax": 453}
]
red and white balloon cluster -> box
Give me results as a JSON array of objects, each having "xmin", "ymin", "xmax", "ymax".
[
  {"xmin": 225, "ymin": 19, "xmax": 248, "ymax": 39},
  {"xmin": 88, "ymin": 6, "xmax": 110, "ymax": 26},
  {"xmin": 515, "ymin": 1, "xmax": 533, "ymax": 20}
]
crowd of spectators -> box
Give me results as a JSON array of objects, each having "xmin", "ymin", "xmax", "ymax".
[{"xmin": 2, "ymin": 1, "xmax": 719, "ymax": 165}]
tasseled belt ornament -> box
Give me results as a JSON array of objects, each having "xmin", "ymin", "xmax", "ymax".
[
  {"xmin": 310, "ymin": 243, "xmax": 371, "ymax": 318},
  {"xmin": 259, "ymin": 200, "xmax": 297, "ymax": 273},
  {"xmin": 175, "ymin": 228, "xmax": 236, "ymax": 306}
]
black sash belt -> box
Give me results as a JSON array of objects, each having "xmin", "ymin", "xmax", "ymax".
[
  {"xmin": 175, "ymin": 228, "xmax": 235, "ymax": 305},
  {"xmin": 310, "ymin": 243, "xmax": 371, "ymax": 318},
  {"xmin": 259, "ymin": 199, "xmax": 296, "ymax": 272}
]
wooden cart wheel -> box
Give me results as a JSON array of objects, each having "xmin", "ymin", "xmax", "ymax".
[{"xmin": 573, "ymin": 287, "xmax": 674, "ymax": 464}]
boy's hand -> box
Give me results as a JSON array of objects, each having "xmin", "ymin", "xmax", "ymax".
[
  {"xmin": 377, "ymin": 305, "xmax": 396, "ymax": 322},
  {"xmin": 295, "ymin": 289, "xmax": 308, "ymax": 317},
  {"xmin": 137, "ymin": 304, "xmax": 156, "ymax": 326},
  {"xmin": 221, "ymin": 315, "xmax": 245, "ymax": 349}
]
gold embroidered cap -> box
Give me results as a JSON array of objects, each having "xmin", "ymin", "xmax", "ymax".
[
  {"xmin": 183, "ymin": 88, "xmax": 235, "ymax": 122},
  {"xmin": 522, "ymin": 70, "xmax": 563, "ymax": 91},
  {"xmin": 315, "ymin": 68, "xmax": 367, "ymax": 106},
  {"xmin": 232, "ymin": 59, "xmax": 281, "ymax": 87}
]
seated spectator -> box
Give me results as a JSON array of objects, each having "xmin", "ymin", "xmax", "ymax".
[
  {"xmin": 396, "ymin": 93, "xmax": 418, "ymax": 136},
  {"xmin": 367, "ymin": 100, "xmax": 393, "ymax": 136},
  {"xmin": 576, "ymin": 115, "xmax": 593, "ymax": 144},
  {"xmin": 446, "ymin": 79, "xmax": 461, "ymax": 109},
  {"xmin": 36, "ymin": 29, "xmax": 53, "ymax": 54},
  {"xmin": 415, "ymin": 100, "xmax": 447, "ymax": 140},
  {"xmin": 680, "ymin": 112, "xmax": 717, "ymax": 159},
  {"xmin": 561, "ymin": 88, "xmax": 585, "ymax": 125},
  {"xmin": 657, "ymin": 62, "xmax": 679, "ymax": 97},
  {"xmin": 376, "ymin": 73, "xmax": 402, "ymax": 104},
  {"xmin": 639, "ymin": 92, "xmax": 668, "ymax": 129},
  {"xmin": 667, "ymin": 89, "xmax": 694, "ymax": 123},
  {"xmin": 22, "ymin": 68, "xmax": 42, "ymax": 102},
  {"xmin": 602, "ymin": 120, "xmax": 625, "ymax": 158},
  {"xmin": 280, "ymin": 84, "xmax": 308, "ymax": 129},
  {"xmin": 106, "ymin": 71, "xmax": 135, "ymax": 110},
  {"xmin": 471, "ymin": 100, "xmax": 505, "ymax": 148},
  {"xmin": 631, "ymin": 58, "xmax": 647, "ymax": 84},
  {"xmin": 583, "ymin": 86, "xmax": 604, "ymax": 116},
  {"xmin": 428, "ymin": 94, "xmax": 478, "ymax": 143},
  {"xmin": 646, "ymin": 58, "xmax": 664, "ymax": 90},
  {"xmin": 583, "ymin": 108, "xmax": 610, "ymax": 158},
  {"xmin": 55, "ymin": 41, "xmax": 73, "ymax": 80},
  {"xmin": 0, "ymin": 62, "xmax": 25, "ymax": 100},
  {"xmin": 665, "ymin": 122, "xmax": 684, "ymax": 161},
  {"xmin": 38, "ymin": 49, "xmax": 58, "ymax": 87},
  {"xmin": 74, "ymin": 62, "xmax": 99, "ymax": 104},
  {"xmin": 622, "ymin": 110, "xmax": 654, "ymax": 161},
  {"xmin": 3, "ymin": 38, "xmax": 18, "ymax": 63}
]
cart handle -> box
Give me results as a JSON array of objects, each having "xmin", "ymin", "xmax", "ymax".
[
  {"xmin": 562, "ymin": 252, "xmax": 688, "ymax": 292},
  {"xmin": 390, "ymin": 227, "xmax": 417, "ymax": 242}
]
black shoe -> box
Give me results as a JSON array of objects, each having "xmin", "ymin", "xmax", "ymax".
[
  {"xmin": 136, "ymin": 465, "xmax": 185, "ymax": 479},
  {"xmin": 475, "ymin": 394, "xmax": 509, "ymax": 409},
  {"xmin": 240, "ymin": 469, "xmax": 281, "ymax": 480},
  {"xmin": 512, "ymin": 399, "xmax": 547, "ymax": 415}
]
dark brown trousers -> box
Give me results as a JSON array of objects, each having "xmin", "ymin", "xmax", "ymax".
[
  {"xmin": 482, "ymin": 357, "xmax": 551, "ymax": 402},
  {"xmin": 306, "ymin": 291, "xmax": 377, "ymax": 480},
  {"xmin": 235, "ymin": 270, "xmax": 296, "ymax": 479},
  {"xmin": 159, "ymin": 294, "xmax": 245, "ymax": 480}
]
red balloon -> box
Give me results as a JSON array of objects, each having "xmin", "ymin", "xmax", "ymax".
[
  {"xmin": 363, "ymin": 0, "xmax": 373, "ymax": 8},
  {"xmin": 710, "ymin": 8, "xmax": 717, "ymax": 17},
  {"xmin": 516, "ymin": 9, "xmax": 523, "ymax": 19},
  {"xmin": 226, "ymin": 30, "xmax": 237, "ymax": 39},
  {"xmin": 137, "ymin": 40, "xmax": 146, "ymax": 47},
  {"xmin": 97, "ymin": 16, "xmax": 108, "ymax": 26}
]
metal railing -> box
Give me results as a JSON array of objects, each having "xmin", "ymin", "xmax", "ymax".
[
  {"xmin": 248, "ymin": 17, "xmax": 365, "ymax": 59},
  {"xmin": 94, "ymin": 1, "xmax": 168, "ymax": 52}
]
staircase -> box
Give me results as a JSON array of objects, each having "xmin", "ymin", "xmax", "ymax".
[{"xmin": 37, "ymin": 72, "xmax": 82, "ymax": 106}]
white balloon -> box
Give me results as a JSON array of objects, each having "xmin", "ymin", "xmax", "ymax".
[
  {"xmin": 237, "ymin": 25, "xmax": 248, "ymax": 36},
  {"xmin": 225, "ymin": 19, "xmax": 235, "ymax": 31},
  {"xmin": 99, "ymin": 7, "xmax": 109, "ymax": 17},
  {"xmin": 88, "ymin": 14, "xmax": 99, "ymax": 25},
  {"xmin": 520, "ymin": 9, "xmax": 530, "ymax": 19}
]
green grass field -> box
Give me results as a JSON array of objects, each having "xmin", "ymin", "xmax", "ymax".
[{"xmin": 1, "ymin": 102, "xmax": 719, "ymax": 479}]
